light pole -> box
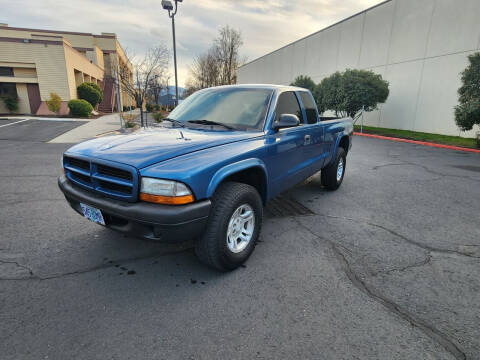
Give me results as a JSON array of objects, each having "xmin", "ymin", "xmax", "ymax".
[{"xmin": 162, "ymin": 0, "xmax": 182, "ymax": 107}]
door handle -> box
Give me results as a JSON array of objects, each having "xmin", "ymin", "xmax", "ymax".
[{"xmin": 304, "ymin": 134, "xmax": 311, "ymax": 145}]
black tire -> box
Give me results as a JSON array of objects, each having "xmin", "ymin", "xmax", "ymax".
[
  {"xmin": 195, "ymin": 182, "xmax": 263, "ymax": 271},
  {"xmin": 321, "ymin": 147, "xmax": 347, "ymax": 190}
]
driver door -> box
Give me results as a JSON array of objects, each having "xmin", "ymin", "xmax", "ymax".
[{"xmin": 266, "ymin": 91, "xmax": 311, "ymax": 197}]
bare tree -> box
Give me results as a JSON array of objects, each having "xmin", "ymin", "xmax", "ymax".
[
  {"xmin": 116, "ymin": 45, "xmax": 169, "ymax": 126},
  {"xmin": 215, "ymin": 25, "xmax": 243, "ymax": 85},
  {"xmin": 187, "ymin": 26, "xmax": 244, "ymax": 92},
  {"xmin": 147, "ymin": 74, "xmax": 167, "ymax": 105}
]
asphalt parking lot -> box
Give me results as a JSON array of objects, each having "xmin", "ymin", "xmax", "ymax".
[{"xmin": 1, "ymin": 119, "xmax": 479, "ymax": 360}]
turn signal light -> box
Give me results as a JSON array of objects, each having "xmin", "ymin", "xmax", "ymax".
[{"xmin": 140, "ymin": 193, "xmax": 194, "ymax": 205}]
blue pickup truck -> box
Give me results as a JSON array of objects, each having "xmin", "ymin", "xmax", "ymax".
[{"xmin": 59, "ymin": 85, "xmax": 353, "ymax": 270}]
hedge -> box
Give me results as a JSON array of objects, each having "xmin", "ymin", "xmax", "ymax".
[
  {"xmin": 68, "ymin": 99, "xmax": 93, "ymax": 117},
  {"xmin": 77, "ymin": 82, "xmax": 103, "ymax": 107}
]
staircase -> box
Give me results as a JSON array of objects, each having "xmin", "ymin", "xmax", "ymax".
[{"xmin": 98, "ymin": 77, "xmax": 116, "ymax": 113}]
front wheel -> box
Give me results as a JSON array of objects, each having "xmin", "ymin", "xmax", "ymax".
[
  {"xmin": 321, "ymin": 147, "xmax": 347, "ymax": 190},
  {"xmin": 195, "ymin": 182, "xmax": 263, "ymax": 271}
]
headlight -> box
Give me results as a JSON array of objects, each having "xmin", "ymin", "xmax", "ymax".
[{"xmin": 140, "ymin": 177, "xmax": 194, "ymax": 205}]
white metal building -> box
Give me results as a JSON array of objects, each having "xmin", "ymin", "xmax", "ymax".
[{"xmin": 237, "ymin": 0, "xmax": 480, "ymax": 137}]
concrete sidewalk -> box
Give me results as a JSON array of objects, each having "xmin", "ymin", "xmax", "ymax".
[{"xmin": 48, "ymin": 113, "xmax": 123, "ymax": 143}]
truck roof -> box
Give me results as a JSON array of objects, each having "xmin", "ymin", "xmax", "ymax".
[{"xmin": 204, "ymin": 84, "xmax": 310, "ymax": 92}]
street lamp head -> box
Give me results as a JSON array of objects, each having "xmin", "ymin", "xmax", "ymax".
[{"xmin": 161, "ymin": 0, "xmax": 174, "ymax": 11}]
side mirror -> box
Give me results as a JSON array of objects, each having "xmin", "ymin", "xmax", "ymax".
[{"xmin": 273, "ymin": 114, "xmax": 300, "ymax": 130}]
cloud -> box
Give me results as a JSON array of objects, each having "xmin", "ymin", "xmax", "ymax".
[{"xmin": 1, "ymin": 0, "xmax": 381, "ymax": 86}]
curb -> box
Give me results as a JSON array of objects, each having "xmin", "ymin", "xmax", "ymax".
[{"xmin": 354, "ymin": 132, "xmax": 480, "ymax": 154}]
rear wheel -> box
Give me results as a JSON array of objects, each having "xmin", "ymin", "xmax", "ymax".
[
  {"xmin": 321, "ymin": 147, "xmax": 347, "ymax": 190},
  {"xmin": 195, "ymin": 182, "xmax": 263, "ymax": 271}
]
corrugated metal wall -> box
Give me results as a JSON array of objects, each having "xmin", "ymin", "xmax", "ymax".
[{"xmin": 238, "ymin": 0, "xmax": 480, "ymax": 137}]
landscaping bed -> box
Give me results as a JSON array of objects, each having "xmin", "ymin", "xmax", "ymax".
[{"xmin": 354, "ymin": 125, "xmax": 479, "ymax": 149}]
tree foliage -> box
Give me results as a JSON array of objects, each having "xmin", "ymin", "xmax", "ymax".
[
  {"xmin": 46, "ymin": 92, "xmax": 62, "ymax": 113},
  {"xmin": 77, "ymin": 82, "xmax": 103, "ymax": 107},
  {"xmin": 186, "ymin": 26, "xmax": 244, "ymax": 94},
  {"xmin": 455, "ymin": 52, "xmax": 480, "ymax": 131},
  {"xmin": 316, "ymin": 69, "xmax": 389, "ymax": 119},
  {"xmin": 290, "ymin": 75, "xmax": 316, "ymax": 93}
]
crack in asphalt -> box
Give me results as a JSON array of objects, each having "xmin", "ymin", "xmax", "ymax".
[
  {"xmin": 292, "ymin": 217, "xmax": 467, "ymax": 360},
  {"xmin": 371, "ymin": 254, "xmax": 433, "ymax": 277},
  {"xmin": 311, "ymin": 213, "xmax": 480, "ymax": 260},
  {"xmin": 0, "ymin": 259, "xmax": 34, "ymax": 276},
  {"xmin": 372, "ymin": 162, "xmax": 480, "ymax": 183},
  {"xmin": 0, "ymin": 247, "xmax": 191, "ymax": 281}
]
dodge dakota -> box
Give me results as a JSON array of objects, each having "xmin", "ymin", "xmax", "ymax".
[{"xmin": 58, "ymin": 85, "xmax": 353, "ymax": 271}]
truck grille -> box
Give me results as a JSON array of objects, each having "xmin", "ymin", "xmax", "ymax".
[{"xmin": 63, "ymin": 155, "xmax": 138, "ymax": 202}]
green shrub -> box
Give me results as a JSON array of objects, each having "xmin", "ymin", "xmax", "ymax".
[
  {"xmin": 68, "ymin": 99, "xmax": 93, "ymax": 117},
  {"xmin": 290, "ymin": 75, "xmax": 316, "ymax": 93},
  {"xmin": 46, "ymin": 92, "xmax": 62, "ymax": 113},
  {"xmin": 77, "ymin": 82, "xmax": 102, "ymax": 107},
  {"xmin": 124, "ymin": 121, "xmax": 136, "ymax": 128},
  {"xmin": 153, "ymin": 112, "xmax": 164, "ymax": 123},
  {"xmin": 455, "ymin": 53, "xmax": 480, "ymax": 131},
  {"xmin": 146, "ymin": 103, "xmax": 155, "ymax": 112},
  {"xmin": 316, "ymin": 69, "xmax": 389, "ymax": 119},
  {"xmin": 87, "ymin": 82, "xmax": 103, "ymax": 103},
  {"xmin": 1, "ymin": 96, "xmax": 19, "ymax": 113}
]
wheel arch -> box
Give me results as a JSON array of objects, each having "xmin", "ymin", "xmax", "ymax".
[
  {"xmin": 207, "ymin": 159, "xmax": 269, "ymax": 205},
  {"xmin": 339, "ymin": 135, "xmax": 350, "ymax": 153}
]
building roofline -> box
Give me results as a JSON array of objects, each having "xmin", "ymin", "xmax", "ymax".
[
  {"xmin": 0, "ymin": 36, "xmax": 63, "ymax": 46},
  {"xmin": 0, "ymin": 25, "xmax": 117, "ymax": 39},
  {"xmin": 0, "ymin": 25, "xmax": 93, "ymax": 36},
  {"xmin": 93, "ymin": 34, "xmax": 116, "ymax": 39},
  {"xmin": 239, "ymin": 0, "xmax": 392, "ymax": 69}
]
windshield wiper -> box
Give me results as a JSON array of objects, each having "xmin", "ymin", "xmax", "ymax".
[
  {"xmin": 187, "ymin": 119, "xmax": 235, "ymax": 130},
  {"xmin": 162, "ymin": 118, "xmax": 185, "ymax": 127}
]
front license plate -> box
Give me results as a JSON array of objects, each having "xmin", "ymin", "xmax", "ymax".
[{"xmin": 80, "ymin": 203, "xmax": 105, "ymax": 225}]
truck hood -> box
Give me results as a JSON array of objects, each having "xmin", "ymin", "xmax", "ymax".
[{"xmin": 65, "ymin": 127, "xmax": 263, "ymax": 169}]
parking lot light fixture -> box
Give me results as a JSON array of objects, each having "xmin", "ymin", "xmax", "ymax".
[{"xmin": 162, "ymin": 0, "xmax": 182, "ymax": 107}]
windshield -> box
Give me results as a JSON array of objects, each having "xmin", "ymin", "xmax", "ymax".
[{"xmin": 167, "ymin": 87, "xmax": 273, "ymax": 130}]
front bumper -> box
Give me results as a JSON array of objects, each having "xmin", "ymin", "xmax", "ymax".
[{"xmin": 58, "ymin": 175, "xmax": 211, "ymax": 241}]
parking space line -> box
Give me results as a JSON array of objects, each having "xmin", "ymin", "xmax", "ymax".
[{"xmin": 0, "ymin": 119, "xmax": 30, "ymax": 128}]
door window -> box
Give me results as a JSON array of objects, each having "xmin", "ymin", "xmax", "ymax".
[
  {"xmin": 299, "ymin": 92, "xmax": 318, "ymax": 124},
  {"xmin": 275, "ymin": 91, "xmax": 304, "ymax": 124}
]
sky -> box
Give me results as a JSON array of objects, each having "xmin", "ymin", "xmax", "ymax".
[{"xmin": 1, "ymin": 0, "xmax": 381, "ymax": 87}]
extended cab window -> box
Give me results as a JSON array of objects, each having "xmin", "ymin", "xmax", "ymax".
[
  {"xmin": 299, "ymin": 92, "xmax": 318, "ymax": 124},
  {"xmin": 275, "ymin": 91, "xmax": 304, "ymax": 124}
]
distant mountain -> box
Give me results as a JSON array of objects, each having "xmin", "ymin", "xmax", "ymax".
[{"xmin": 160, "ymin": 86, "xmax": 185, "ymax": 97}]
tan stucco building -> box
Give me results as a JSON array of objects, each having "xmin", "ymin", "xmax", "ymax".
[{"xmin": 0, "ymin": 24, "xmax": 133, "ymax": 115}]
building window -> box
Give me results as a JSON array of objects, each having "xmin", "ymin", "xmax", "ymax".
[
  {"xmin": 275, "ymin": 91, "xmax": 304, "ymax": 124},
  {"xmin": 299, "ymin": 91, "xmax": 318, "ymax": 124},
  {"xmin": 0, "ymin": 67, "xmax": 14, "ymax": 76},
  {"xmin": 0, "ymin": 83, "xmax": 18, "ymax": 98}
]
